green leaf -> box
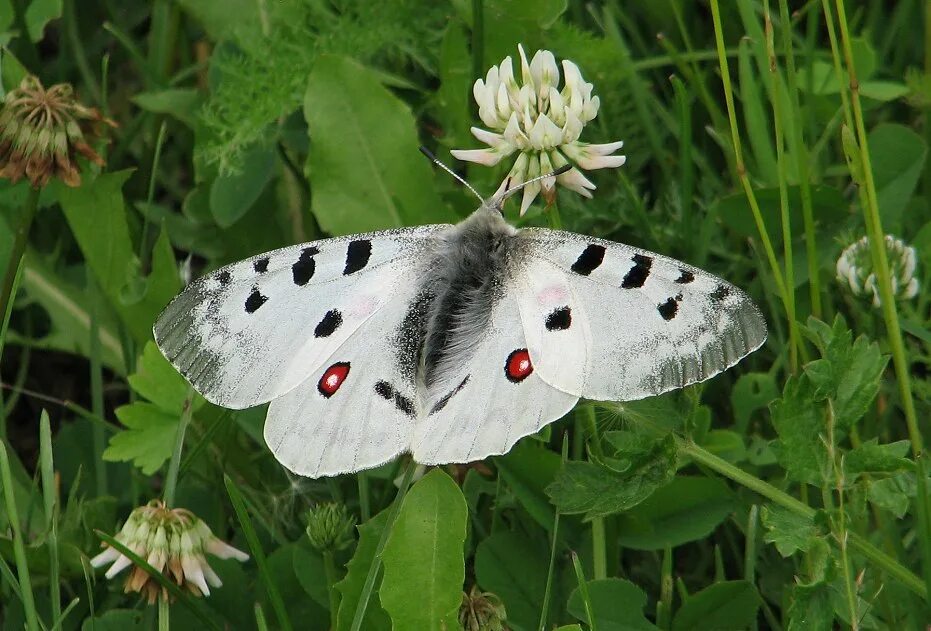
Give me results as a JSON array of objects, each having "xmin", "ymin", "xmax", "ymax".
[
  {"xmin": 546, "ymin": 434, "xmax": 676, "ymax": 520},
  {"xmin": 132, "ymin": 88, "xmax": 201, "ymax": 127},
  {"xmin": 868, "ymin": 123, "xmax": 927, "ymax": 231},
  {"xmin": 209, "ymin": 145, "xmax": 277, "ymax": 227},
  {"xmin": 380, "ymin": 469, "xmax": 466, "ymax": 630},
  {"xmin": 786, "ymin": 583, "xmax": 834, "ymax": 631},
  {"xmin": 844, "ymin": 439, "xmax": 911, "ymax": 480},
  {"xmin": 737, "ymin": 38, "xmax": 777, "ymax": 186},
  {"xmin": 304, "ymin": 55, "xmax": 455, "ymax": 234},
  {"xmin": 730, "ymin": 372, "xmax": 779, "ymax": 430},
  {"xmin": 566, "ymin": 578, "xmax": 659, "ymax": 631},
  {"xmin": 474, "ymin": 532, "xmax": 548, "ymax": 631},
  {"xmin": 616, "ymin": 477, "xmax": 734, "ymax": 550},
  {"xmin": 699, "ymin": 430, "xmax": 746, "ymax": 464},
  {"xmin": 770, "ymin": 376, "xmax": 827, "ymax": 485},
  {"xmin": 335, "ymin": 510, "xmax": 391, "ymax": 631},
  {"xmin": 128, "ymin": 342, "xmax": 194, "ymax": 413},
  {"xmin": 175, "ymin": 0, "xmax": 261, "ymax": 40},
  {"xmin": 25, "ymin": 0, "xmax": 61, "ymax": 42},
  {"xmin": 58, "ymin": 172, "xmax": 181, "ymax": 343},
  {"xmin": 867, "ymin": 473, "xmax": 914, "ymax": 518},
  {"xmin": 292, "ymin": 543, "xmax": 329, "ymax": 610},
  {"xmin": 103, "ymin": 402, "xmax": 178, "ymax": 474},
  {"xmin": 496, "ymin": 441, "xmax": 562, "ymax": 530},
  {"xmin": 81, "ymin": 609, "xmax": 147, "ymax": 630},
  {"xmin": 481, "ymin": 0, "xmax": 568, "ymax": 68},
  {"xmin": 760, "ymin": 505, "xmax": 819, "ymax": 557},
  {"xmin": 435, "ymin": 22, "xmax": 472, "ymax": 148},
  {"xmin": 671, "ymin": 581, "xmax": 761, "ymax": 631}
]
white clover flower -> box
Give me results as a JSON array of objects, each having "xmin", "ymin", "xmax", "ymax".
[
  {"xmin": 836, "ymin": 235, "xmax": 919, "ymax": 307},
  {"xmin": 90, "ymin": 500, "xmax": 249, "ymax": 603},
  {"xmin": 451, "ymin": 44, "xmax": 625, "ymax": 215}
]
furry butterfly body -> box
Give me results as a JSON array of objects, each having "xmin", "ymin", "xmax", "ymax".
[{"xmin": 154, "ymin": 203, "xmax": 766, "ymax": 477}]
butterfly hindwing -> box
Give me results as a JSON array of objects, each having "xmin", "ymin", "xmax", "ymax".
[
  {"xmin": 514, "ymin": 228, "xmax": 767, "ymax": 401},
  {"xmin": 153, "ymin": 227, "xmax": 447, "ymax": 409}
]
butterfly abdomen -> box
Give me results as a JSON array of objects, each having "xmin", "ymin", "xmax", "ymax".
[{"xmin": 422, "ymin": 208, "xmax": 517, "ymax": 391}]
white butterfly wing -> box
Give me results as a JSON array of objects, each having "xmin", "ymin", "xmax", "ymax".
[
  {"xmin": 153, "ymin": 227, "xmax": 447, "ymax": 409},
  {"xmin": 263, "ymin": 264, "xmax": 430, "ymax": 477},
  {"xmin": 412, "ymin": 292, "xmax": 579, "ymax": 465},
  {"xmin": 515, "ymin": 229, "xmax": 767, "ymax": 401}
]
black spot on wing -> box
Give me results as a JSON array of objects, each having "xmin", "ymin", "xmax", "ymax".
[
  {"xmin": 314, "ymin": 309, "xmax": 343, "ymax": 338},
  {"xmin": 658, "ymin": 297, "xmax": 678, "ymax": 320},
  {"xmin": 571, "ymin": 244, "xmax": 606, "ymax": 275},
  {"xmin": 245, "ymin": 287, "xmax": 267, "ymax": 313},
  {"xmin": 374, "ymin": 380, "xmax": 416, "ymax": 417},
  {"xmin": 675, "ymin": 269, "xmax": 695, "ymax": 284},
  {"xmin": 711, "ymin": 284, "xmax": 731, "ymax": 302},
  {"xmin": 374, "ymin": 381, "xmax": 393, "ymax": 399},
  {"xmin": 253, "ymin": 257, "xmax": 269, "ymax": 273},
  {"xmin": 545, "ymin": 306, "xmax": 572, "ymax": 331},
  {"xmin": 344, "ymin": 239, "xmax": 372, "ymax": 275},
  {"xmin": 292, "ymin": 246, "xmax": 319, "ymax": 286},
  {"xmin": 622, "ymin": 254, "xmax": 652, "ymax": 289},
  {"xmin": 217, "ymin": 270, "xmax": 231, "ymax": 285},
  {"xmin": 429, "ymin": 376, "xmax": 471, "ymax": 415}
]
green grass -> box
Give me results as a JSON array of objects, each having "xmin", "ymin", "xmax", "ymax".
[{"xmin": 1, "ymin": 0, "xmax": 931, "ymax": 628}]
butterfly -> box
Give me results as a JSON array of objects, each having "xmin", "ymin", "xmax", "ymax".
[{"xmin": 153, "ymin": 161, "xmax": 766, "ymax": 478}]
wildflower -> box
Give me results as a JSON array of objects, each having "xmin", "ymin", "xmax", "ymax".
[
  {"xmin": 90, "ymin": 500, "xmax": 248, "ymax": 603},
  {"xmin": 459, "ymin": 585, "xmax": 507, "ymax": 631},
  {"xmin": 836, "ymin": 234, "xmax": 919, "ymax": 307},
  {"xmin": 0, "ymin": 75, "xmax": 115, "ymax": 188},
  {"xmin": 305, "ymin": 502, "xmax": 356, "ymax": 553},
  {"xmin": 451, "ymin": 44, "xmax": 625, "ymax": 215}
]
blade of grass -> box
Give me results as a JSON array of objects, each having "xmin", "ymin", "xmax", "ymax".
[
  {"xmin": 39, "ymin": 411, "xmax": 61, "ymax": 624},
  {"xmin": 48, "ymin": 598, "xmax": 79, "ymax": 631},
  {"xmin": 224, "ymin": 474, "xmax": 293, "ymax": 631},
  {"xmin": 87, "ymin": 269, "xmax": 107, "ymax": 497},
  {"xmin": 657, "ymin": 546, "xmax": 673, "ymax": 630},
  {"xmin": 538, "ymin": 434, "xmax": 569, "ymax": 631},
  {"xmin": 0, "ymin": 187, "xmax": 40, "ymax": 359},
  {"xmin": 570, "ymin": 551, "xmax": 597, "ymax": 631},
  {"xmin": 162, "ymin": 389, "xmax": 194, "ymax": 507},
  {"xmin": 94, "ymin": 530, "xmax": 221, "ymax": 630},
  {"xmin": 254, "ymin": 603, "xmax": 270, "ymax": 631},
  {"xmin": 0, "ymin": 440, "xmax": 40, "ymax": 631}
]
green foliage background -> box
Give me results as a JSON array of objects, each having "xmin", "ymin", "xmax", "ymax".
[{"xmin": 1, "ymin": 0, "xmax": 931, "ymax": 629}]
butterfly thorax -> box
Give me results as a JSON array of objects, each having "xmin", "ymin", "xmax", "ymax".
[{"xmin": 420, "ymin": 207, "xmax": 517, "ymax": 392}]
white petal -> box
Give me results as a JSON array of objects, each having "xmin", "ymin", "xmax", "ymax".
[
  {"xmin": 528, "ymin": 114, "xmax": 563, "ymax": 150},
  {"xmin": 582, "ymin": 95, "xmax": 600, "ymax": 122},
  {"xmin": 530, "ymin": 49, "xmax": 559, "ymax": 92},
  {"xmin": 90, "ymin": 546, "xmax": 121, "ymax": 568},
  {"xmin": 904, "ymin": 278, "xmax": 920, "ymax": 299},
  {"xmin": 496, "ymin": 83, "xmax": 512, "ymax": 118},
  {"xmin": 499, "ymin": 56, "xmax": 515, "ymax": 87},
  {"xmin": 472, "ymin": 78, "xmax": 487, "ymax": 108},
  {"xmin": 104, "ymin": 554, "xmax": 132, "ymax": 579},
  {"xmin": 470, "ymin": 126, "xmax": 504, "ymax": 147},
  {"xmin": 539, "ymin": 152, "xmax": 556, "ymax": 192},
  {"xmin": 503, "ymin": 113, "xmax": 529, "ymax": 150},
  {"xmin": 579, "ymin": 153, "xmax": 627, "ymax": 170},
  {"xmin": 450, "ymin": 148, "xmax": 510, "ymax": 167},
  {"xmin": 562, "ymin": 109, "xmax": 583, "ymax": 144},
  {"xmin": 182, "ymin": 555, "xmax": 210, "ymax": 596},
  {"xmin": 518, "ymin": 44, "xmax": 533, "ymax": 87},
  {"xmin": 557, "ymin": 168, "xmax": 596, "ymax": 197},
  {"xmin": 205, "ymin": 539, "xmax": 250, "ymax": 562},
  {"xmin": 547, "ymin": 87, "xmax": 566, "ymax": 126},
  {"xmin": 587, "ymin": 140, "xmax": 624, "ymax": 155},
  {"xmin": 520, "ymin": 181, "xmax": 541, "ymax": 216},
  {"xmin": 203, "ymin": 562, "xmax": 224, "ymax": 588},
  {"xmin": 562, "ymin": 59, "xmax": 582, "ymax": 89}
]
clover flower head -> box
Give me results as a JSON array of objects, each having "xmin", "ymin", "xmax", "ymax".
[
  {"xmin": 0, "ymin": 75, "xmax": 115, "ymax": 188},
  {"xmin": 90, "ymin": 500, "xmax": 248, "ymax": 603},
  {"xmin": 451, "ymin": 44, "xmax": 625, "ymax": 215},
  {"xmin": 305, "ymin": 502, "xmax": 356, "ymax": 553},
  {"xmin": 459, "ymin": 584, "xmax": 507, "ymax": 631},
  {"xmin": 836, "ymin": 234, "xmax": 919, "ymax": 307}
]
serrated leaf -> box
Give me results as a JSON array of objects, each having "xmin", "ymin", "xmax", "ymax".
[
  {"xmin": 128, "ymin": 342, "xmax": 194, "ymax": 413},
  {"xmin": 616, "ymin": 477, "xmax": 734, "ymax": 550},
  {"xmin": 335, "ymin": 510, "xmax": 391, "ymax": 631},
  {"xmin": 546, "ymin": 434, "xmax": 676, "ymax": 519},
  {"xmin": 567, "ymin": 578, "xmax": 658, "ymax": 631},
  {"xmin": 787, "ymin": 583, "xmax": 834, "ymax": 631},
  {"xmin": 770, "ymin": 375, "xmax": 827, "ymax": 485},
  {"xmin": 730, "ymin": 372, "xmax": 779, "ymax": 429},
  {"xmin": 867, "ymin": 472, "xmax": 915, "ymax": 518},
  {"xmin": 844, "ymin": 439, "xmax": 911, "ymax": 481},
  {"xmin": 760, "ymin": 505, "xmax": 819, "ymax": 557},
  {"xmin": 304, "ymin": 55, "xmax": 455, "ymax": 234},
  {"xmin": 103, "ymin": 403, "xmax": 178, "ymax": 474},
  {"xmin": 671, "ymin": 580, "xmax": 761, "ymax": 631},
  {"xmin": 474, "ymin": 531, "xmax": 548, "ymax": 631},
  {"xmin": 380, "ymin": 469, "xmax": 466, "ymax": 630}
]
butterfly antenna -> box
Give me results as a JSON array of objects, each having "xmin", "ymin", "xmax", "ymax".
[
  {"xmin": 496, "ymin": 164, "xmax": 572, "ymax": 202},
  {"xmin": 419, "ymin": 146, "xmax": 486, "ymax": 205}
]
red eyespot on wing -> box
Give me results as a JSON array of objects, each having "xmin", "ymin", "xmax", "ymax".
[
  {"xmin": 318, "ymin": 362, "xmax": 351, "ymax": 398},
  {"xmin": 505, "ymin": 349, "xmax": 533, "ymax": 383}
]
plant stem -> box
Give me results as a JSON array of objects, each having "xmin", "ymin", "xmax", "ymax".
[
  {"xmin": 88, "ymin": 269, "xmax": 107, "ymax": 496},
  {"xmin": 163, "ymin": 390, "xmax": 194, "ymax": 508},
  {"xmin": 678, "ymin": 438, "xmax": 927, "ymax": 599},
  {"xmin": 158, "ymin": 598, "xmax": 170, "ymax": 631},
  {"xmin": 0, "ymin": 441, "xmax": 40, "ymax": 631},
  {"xmin": 323, "ymin": 550, "xmax": 340, "ymax": 630},
  {"xmin": 350, "ymin": 459, "xmax": 416, "ymax": 631},
  {"xmin": 0, "ymin": 187, "xmax": 40, "ymax": 357},
  {"xmin": 39, "ymin": 411, "xmax": 61, "ymax": 625}
]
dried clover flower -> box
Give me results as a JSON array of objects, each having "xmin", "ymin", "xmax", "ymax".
[{"xmin": 836, "ymin": 234, "xmax": 919, "ymax": 307}]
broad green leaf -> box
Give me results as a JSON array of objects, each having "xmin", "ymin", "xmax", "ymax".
[
  {"xmin": 867, "ymin": 472, "xmax": 916, "ymax": 518},
  {"xmin": 671, "ymin": 581, "xmax": 761, "ymax": 631},
  {"xmin": 292, "ymin": 543, "xmax": 329, "ymax": 610},
  {"xmin": 175, "ymin": 0, "xmax": 261, "ymax": 40},
  {"xmin": 335, "ymin": 509, "xmax": 391, "ymax": 631},
  {"xmin": 25, "ymin": 0, "xmax": 61, "ymax": 42},
  {"xmin": 58, "ymin": 172, "xmax": 181, "ymax": 343},
  {"xmin": 209, "ymin": 145, "xmax": 276, "ymax": 227},
  {"xmin": 104, "ymin": 402, "xmax": 179, "ymax": 474},
  {"xmin": 304, "ymin": 55, "xmax": 454, "ymax": 234},
  {"xmin": 380, "ymin": 469, "xmax": 466, "ymax": 630},
  {"xmin": 263, "ymin": 543, "xmax": 329, "ymax": 627},
  {"xmin": 868, "ymin": 123, "xmax": 927, "ymax": 231},
  {"xmin": 770, "ymin": 376, "xmax": 827, "ymax": 484},
  {"xmin": 567, "ymin": 578, "xmax": 658, "ymax": 631},
  {"xmin": 730, "ymin": 372, "xmax": 778, "ymax": 430},
  {"xmin": 616, "ymin": 477, "xmax": 733, "ymax": 550},
  {"xmin": 760, "ymin": 505, "xmax": 819, "ymax": 557},
  {"xmin": 128, "ymin": 342, "xmax": 194, "ymax": 413},
  {"xmin": 132, "ymin": 88, "xmax": 201, "ymax": 127},
  {"xmin": 81, "ymin": 609, "xmax": 147, "ymax": 630},
  {"xmin": 787, "ymin": 583, "xmax": 834, "ymax": 631},
  {"xmin": 844, "ymin": 439, "xmax": 911, "ymax": 480},
  {"xmin": 0, "ymin": 47, "xmax": 28, "ymax": 93},
  {"xmin": 546, "ymin": 434, "xmax": 676, "ymax": 520},
  {"xmin": 699, "ymin": 430, "xmax": 746, "ymax": 464},
  {"xmin": 613, "ymin": 391, "xmax": 688, "ymax": 433},
  {"xmin": 496, "ymin": 440, "xmax": 562, "ymax": 530},
  {"xmin": 474, "ymin": 532, "xmax": 548, "ymax": 631}
]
